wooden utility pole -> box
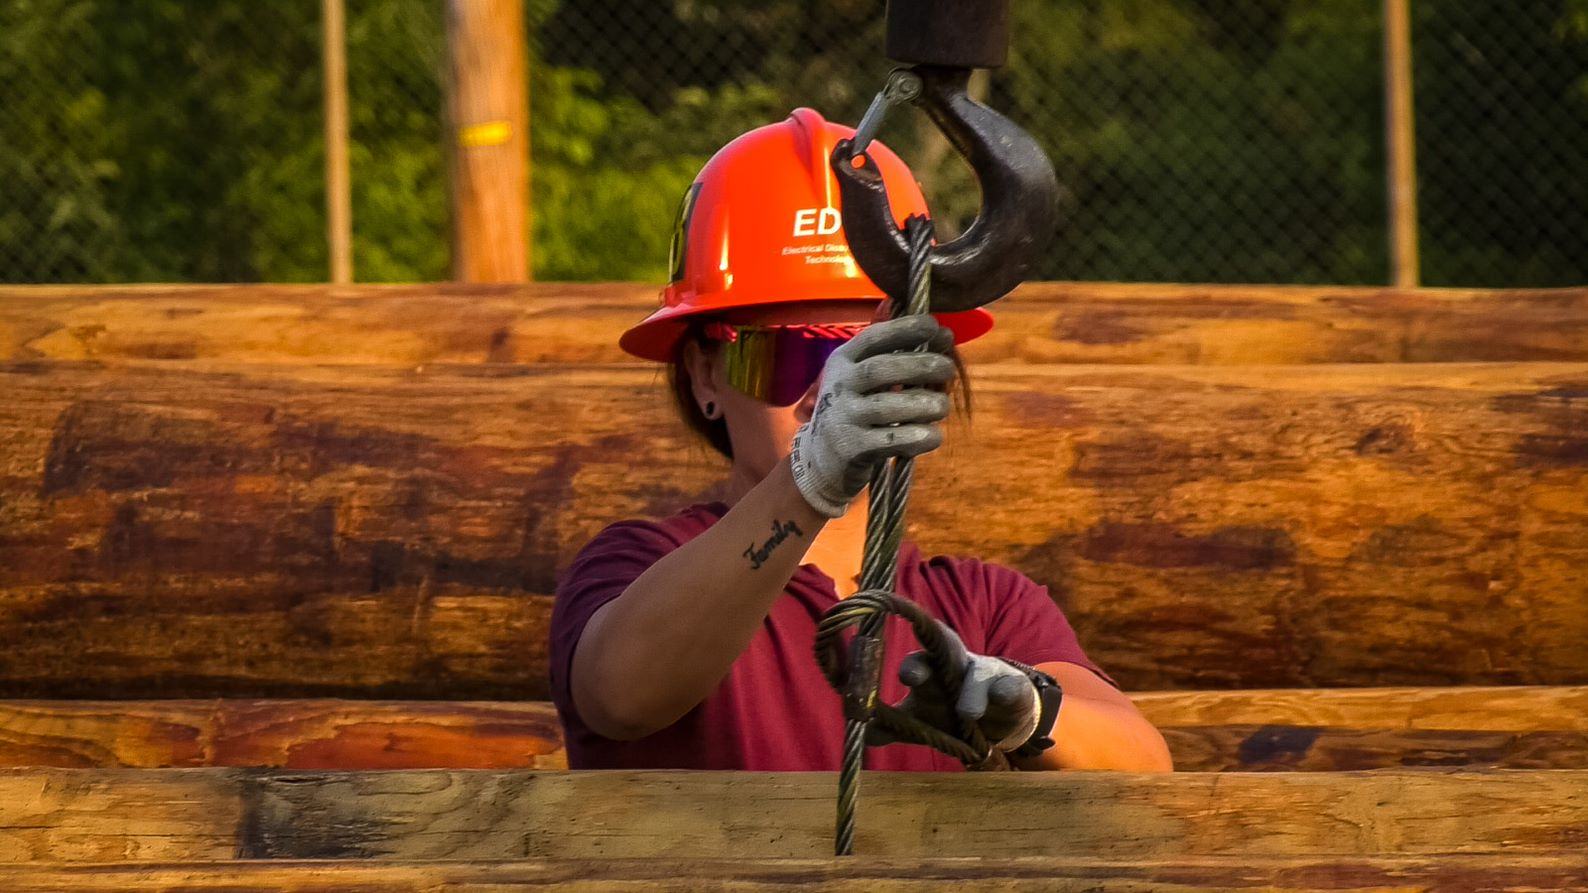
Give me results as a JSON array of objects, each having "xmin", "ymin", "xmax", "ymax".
[
  {"xmin": 1383, "ymin": 0, "xmax": 1420, "ymax": 287},
  {"xmin": 322, "ymin": 0, "xmax": 353, "ymax": 284},
  {"xmin": 446, "ymin": 0, "xmax": 531, "ymax": 282}
]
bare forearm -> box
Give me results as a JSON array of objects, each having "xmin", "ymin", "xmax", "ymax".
[{"xmin": 572, "ymin": 460, "xmax": 827, "ymax": 739}]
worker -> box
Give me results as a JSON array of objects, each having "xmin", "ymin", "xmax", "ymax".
[{"xmin": 549, "ymin": 108, "xmax": 1173, "ymax": 773}]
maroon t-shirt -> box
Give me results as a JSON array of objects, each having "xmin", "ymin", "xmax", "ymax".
[{"xmin": 549, "ymin": 501, "xmax": 1118, "ymax": 771}]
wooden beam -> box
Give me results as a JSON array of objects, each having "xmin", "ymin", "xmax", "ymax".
[
  {"xmin": 9, "ymin": 855, "xmax": 1588, "ymax": 891},
  {"xmin": 2, "ymin": 361, "xmax": 1585, "ymax": 696},
  {"xmin": 1163, "ymin": 726, "xmax": 1588, "ymax": 772},
  {"xmin": 0, "ymin": 700, "xmax": 566, "ymax": 770},
  {"xmin": 5, "ymin": 691, "xmax": 1588, "ymax": 772},
  {"xmin": 320, "ymin": 0, "xmax": 353, "ymax": 284},
  {"xmin": 445, "ymin": 0, "xmax": 530, "ymax": 282},
  {"xmin": 4, "ymin": 768, "xmax": 1586, "ymax": 862},
  {"xmin": 4, "ymin": 282, "xmax": 1587, "ymax": 366},
  {"xmin": 1132, "ymin": 685, "xmax": 1588, "ymax": 731},
  {"xmin": 0, "ymin": 700, "xmax": 214, "ymax": 769},
  {"xmin": 1384, "ymin": 0, "xmax": 1420, "ymax": 287}
]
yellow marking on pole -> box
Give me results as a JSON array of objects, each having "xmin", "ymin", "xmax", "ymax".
[{"xmin": 459, "ymin": 120, "xmax": 513, "ymax": 148}]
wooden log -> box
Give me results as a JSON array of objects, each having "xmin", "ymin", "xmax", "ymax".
[
  {"xmin": 2, "ymin": 360, "xmax": 1585, "ymax": 696},
  {"xmin": 3, "ymin": 282, "xmax": 1586, "ymax": 366},
  {"xmin": 0, "ymin": 701, "xmax": 214, "ymax": 769},
  {"xmin": 1132, "ymin": 685, "xmax": 1588, "ymax": 731},
  {"xmin": 1142, "ymin": 685, "xmax": 1588, "ymax": 771},
  {"xmin": 208, "ymin": 698, "xmax": 564, "ymax": 770},
  {"xmin": 3, "ymin": 768, "xmax": 1586, "ymax": 862},
  {"xmin": 1162, "ymin": 726, "xmax": 1588, "ymax": 772},
  {"xmin": 9, "ymin": 855, "xmax": 1588, "ymax": 892},
  {"xmin": 0, "ymin": 700, "xmax": 566, "ymax": 770},
  {"xmin": 4, "ymin": 689, "xmax": 1588, "ymax": 772}
]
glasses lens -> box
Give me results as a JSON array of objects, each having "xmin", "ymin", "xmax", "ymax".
[{"xmin": 721, "ymin": 325, "xmax": 857, "ymax": 406}]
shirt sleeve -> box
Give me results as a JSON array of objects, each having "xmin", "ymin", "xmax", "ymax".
[
  {"xmin": 979, "ymin": 562, "xmax": 1121, "ymax": 691},
  {"xmin": 547, "ymin": 519, "xmax": 682, "ymax": 721}
]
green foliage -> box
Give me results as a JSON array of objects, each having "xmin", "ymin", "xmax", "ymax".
[
  {"xmin": 1415, "ymin": 0, "xmax": 1588, "ymax": 286},
  {"xmin": 531, "ymin": 69, "xmax": 780, "ymax": 280},
  {"xmin": 1, "ymin": 0, "xmax": 1583, "ymax": 285},
  {"xmin": 0, "ymin": 0, "xmax": 117, "ymax": 281},
  {"xmin": 1003, "ymin": 0, "xmax": 1387, "ymax": 283}
]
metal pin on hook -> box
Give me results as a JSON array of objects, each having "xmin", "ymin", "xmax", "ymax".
[{"xmin": 850, "ymin": 69, "xmax": 924, "ymax": 158}]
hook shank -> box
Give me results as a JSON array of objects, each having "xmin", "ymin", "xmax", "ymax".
[{"xmin": 832, "ymin": 65, "xmax": 1060, "ymax": 314}]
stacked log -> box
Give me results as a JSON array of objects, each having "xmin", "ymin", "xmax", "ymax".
[
  {"xmin": 3, "ymin": 282, "xmax": 1588, "ymax": 689},
  {"xmin": 3, "ymin": 768, "xmax": 1587, "ymax": 890},
  {"xmin": 4, "ymin": 686, "xmax": 1587, "ymax": 772},
  {"xmin": 2, "ymin": 282, "xmax": 1586, "ymax": 889}
]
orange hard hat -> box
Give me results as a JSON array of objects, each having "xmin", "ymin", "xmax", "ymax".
[{"xmin": 618, "ymin": 107, "xmax": 994, "ymax": 362}]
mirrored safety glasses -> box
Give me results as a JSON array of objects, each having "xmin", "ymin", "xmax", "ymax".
[{"xmin": 703, "ymin": 322, "xmax": 866, "ymax": 407}]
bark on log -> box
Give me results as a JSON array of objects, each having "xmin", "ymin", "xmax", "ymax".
[
  {"xmin": 3, "ymin": 282, "xmax": 1586, "ymax": 366},
  {"xmin": 3, "ymin": 768, "xmax": 1586, "ymax": 862},
  {"xmin": 9, "ymin": 855, "xmax": 1588, "ymax": 892},
  {"xmin": 2, "ymin": 360, "xmax": 1585, "ymax": 696},
  {"xmin": 4, "ymin": 690, "xmax": 1587, "ymax": 772}
]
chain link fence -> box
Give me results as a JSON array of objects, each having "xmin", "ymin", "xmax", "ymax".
[{"xmin": 2, "ymin": 0, "xmax": 1583, "ymax": 286}]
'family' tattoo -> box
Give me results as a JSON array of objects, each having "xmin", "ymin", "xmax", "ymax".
[{"xmin": 744, "ymin": 518, "xmax": 805, "ymax": 569}]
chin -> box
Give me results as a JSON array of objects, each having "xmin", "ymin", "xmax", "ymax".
[
  {"xmin": 758, "ymin": 451, "xmax": 789, "ymax": 478},
  {"xmin": 746, "ymin": 446, "xmax": 793, "ymax": 481}
]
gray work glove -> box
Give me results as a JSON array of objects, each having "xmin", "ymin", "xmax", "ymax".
[
  {"xmin": 789, "ymin": 315, "xmax": 956, "ymax": 518},
  {"xmin": 866, "ymin": 622, "xmax": 1043, "ymax": 754}
]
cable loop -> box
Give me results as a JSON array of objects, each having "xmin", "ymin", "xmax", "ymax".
[{"xmin": 815, "ymin": 586, "xmax": 1007, "ymax": 770}]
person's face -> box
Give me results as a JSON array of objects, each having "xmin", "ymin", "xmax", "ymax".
[{"xmin": 682, "ymin": 300, "xmax": 880, "ymax": 480}]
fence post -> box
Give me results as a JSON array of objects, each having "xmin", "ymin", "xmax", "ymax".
[
  {"xmin": 1383, "ymin": 0, "xmax": 1420, "ymax": 287},
  {"xmin": 446, "ymin": 0, "xmax": 532, "ymax": 283},
  {"xmin": 322, "ymin": 0, "xmax": 353, "ymax": 284}
]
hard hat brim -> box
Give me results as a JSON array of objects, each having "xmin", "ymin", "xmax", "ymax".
[{"xmin": 619, "ymin": 295, "xmax": 995, "ymax": 363}]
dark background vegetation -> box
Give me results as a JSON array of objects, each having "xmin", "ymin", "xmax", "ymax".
[{"xmin": 2, "ymin": 0, "xmax": 1584, "ymax": 286}]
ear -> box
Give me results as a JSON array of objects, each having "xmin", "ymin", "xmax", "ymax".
[{"xmin": 681, "ymin": 338, "xmax": 722, "ymax": 412}]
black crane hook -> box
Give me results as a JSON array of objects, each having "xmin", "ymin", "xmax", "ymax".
[{"xmin": 830, "ymin": 3, "xmax": 1060, "ymax": 313}]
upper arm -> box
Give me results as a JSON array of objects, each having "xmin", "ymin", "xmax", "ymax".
[
  {"xmin": 1039, "ymin": 660, "xmax": 1138, "ymax": 711},
  {"xmin": 1025, "ymin": 660, "xmax": 1175, "ymax": 773},
  {"xmin": 549, "ymin": 522, "xmax": 677, "ymax": 734},
  {"xmin": 568, "ymin": 596, "xmax": 645, "ymax": 740}
]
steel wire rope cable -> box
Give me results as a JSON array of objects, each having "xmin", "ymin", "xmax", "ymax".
[{"xmin": 813, "ymin": 215, "xmax": 1007, "ymax": 858}]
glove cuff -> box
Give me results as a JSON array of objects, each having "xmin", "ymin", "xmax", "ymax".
[
  {"xmin": 999, "ymin": 659, "xmax": 1063, "ymax": 760},
  {"xmin": 789, "ymin": 431, "xmax": 850, "ymax": 518}
]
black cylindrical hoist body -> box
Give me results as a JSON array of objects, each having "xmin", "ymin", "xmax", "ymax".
[{"xmin": 885, "ymin": 0, "xmax": 1012, "ymax": 69}]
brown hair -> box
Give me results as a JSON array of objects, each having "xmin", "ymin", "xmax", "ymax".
[{"xmin": 668, "ymin": 320, "xmax": 974, "ymax": 461}]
